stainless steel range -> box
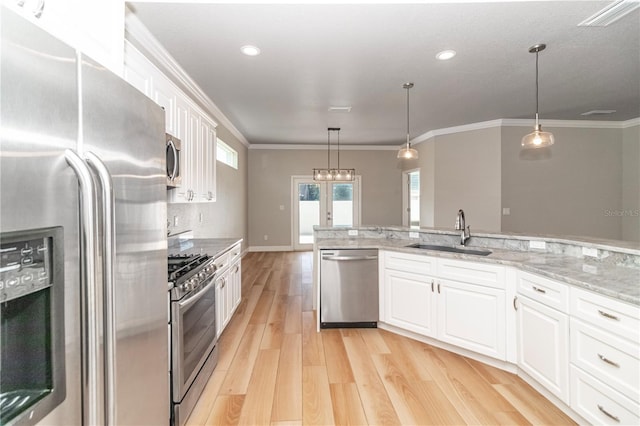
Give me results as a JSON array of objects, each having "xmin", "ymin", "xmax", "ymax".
[{"xmin": 168, "ymin": 253, "xmax": 219, "ymax": 426}]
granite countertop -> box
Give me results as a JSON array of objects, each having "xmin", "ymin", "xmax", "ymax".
[
  {"xmin": 169, "ymin": 237, "xmax": 243, "ymax": 258},
  {"xmin": 316, "ymin": 238, "xmax": 640, "ymax": 306}
]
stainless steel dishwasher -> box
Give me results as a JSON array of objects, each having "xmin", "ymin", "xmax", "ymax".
[{"xmin": 320, "ymin": 249, "xmax": 379, "ymax": 328}]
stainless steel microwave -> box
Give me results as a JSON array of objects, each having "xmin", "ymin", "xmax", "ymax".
[{"xmin": 166, "ymin": 133, "xmax": 182, "ymax": 188}]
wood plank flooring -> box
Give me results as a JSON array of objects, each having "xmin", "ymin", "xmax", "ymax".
[{"xmin": 186, "ymin": 251, "xmax": 576, "ymax": 426}]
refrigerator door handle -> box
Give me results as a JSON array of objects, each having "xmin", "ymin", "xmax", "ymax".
[
  {"xmin": 85, "ymin": 151, "xmax": 117, "ymax": 426},
  {"xmin": 64, "ymin": 149, "xmax": 101, "ymax": 426}
]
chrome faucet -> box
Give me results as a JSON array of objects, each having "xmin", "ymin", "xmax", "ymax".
[{"xmin": 455, "ymin": 209, "xmax": 470, "ymax": 246}]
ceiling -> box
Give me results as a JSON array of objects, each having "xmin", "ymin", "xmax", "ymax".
[{"xmin": 129, "ymin": 1, "xmax": 639, "ymax": 146}]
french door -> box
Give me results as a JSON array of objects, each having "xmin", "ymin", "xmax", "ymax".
[{"xmin": 292, "ymin": 176, "xmax": 361, "ymax": 250}]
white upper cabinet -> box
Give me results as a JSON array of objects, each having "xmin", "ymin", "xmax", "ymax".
[
  {"xmin": 123, "ymin": 41, "xmax": 217, "ymax": 203},
  {"xmin": 5, "ymin": 0, "xmax": 124, "ymax": 75}
]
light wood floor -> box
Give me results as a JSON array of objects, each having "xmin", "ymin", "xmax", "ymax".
[{"xmin": 186, "ymin": 251, "xmax": 576, "ymax": 426}]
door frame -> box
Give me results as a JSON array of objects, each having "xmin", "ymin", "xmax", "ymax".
[
  {"xmin": 402, "ymin": 168, "xmax": 420, "ymax": 227},
  {"xmin": 291, "ymin": 175, "xmax": 362, "ymax": 251}
]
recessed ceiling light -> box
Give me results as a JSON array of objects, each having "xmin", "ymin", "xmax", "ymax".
[
  {"xmin": 240, "ymin": 45, "xmax": 260, "ymax": 56},
  {"xmin": 436, "ymin": 50, "xmax": 456, "ymax": 60}
]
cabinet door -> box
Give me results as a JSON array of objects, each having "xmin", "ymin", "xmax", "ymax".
[
  {"xmin": 215, "ymin": 272, "xmax": 230, "ymax": 339},
  {"xmin": 230, "ymin": 260, "xmax": 242, "ymax": 312},
  {"xmin": 123, "ymin": 42, "xmax": 153, "ymax": 97},
  {"xmin": 437, "ymin": 279, "xmax": 506, "ymax": 360},
  {"xmin": 383, "ymin": 269, "xmax": 437, "ymax": 337},
  {"xmin": 199, "ymin": 116, "xmax": 216, "ymax": 201},
  {"xmin": 152, "ymin": 74, "xmax": 176, "ymax": 134},
  {"xmin": 517, "ymin": 295, "xmax": 570, "ymax": 404},
  {"xmin": 187, "ymin": 105, "xmax": 202, "ymax": 201},
  {"xmin": 169, "ymin": 94, "xmax": 191, "ymax": 202}
]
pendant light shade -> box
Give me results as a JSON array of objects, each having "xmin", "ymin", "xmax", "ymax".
[
  {"xmin": 313, "ymin": 128, "xmax": 355, "ymax": 181},
  {"xmin": 521, "ymin": 44, "xmax": 555, "ymax": 149},
  {"xmin": 397, "ymin": 82, "xmax": 419, "ymax": 159}
]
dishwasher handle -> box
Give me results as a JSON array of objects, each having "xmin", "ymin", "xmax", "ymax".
[{"xmin": 322, "ymin": 255, "xmax": 378, "ymax": 261}]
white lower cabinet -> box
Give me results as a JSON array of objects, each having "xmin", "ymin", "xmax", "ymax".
[
  {"xmin": 384, "ymin": 268, "xmax": 437, "ymax": 337},
  {"xmin": 381, "ymin": 251, "xmax": 507, "ymax": 361},
  {"xmin": 570, "ymin": 365, "xmax": 639, "ymax": 425},
  {"xmin": 437, "ymin": 278, "xmax": 505, "ymax": 359},
  {"xmin": 516, "ymin": 294, "xmax": 570, "ymax": 403},
  {"xmin": 380, "ymin": 250, "xmax": 639, "ymax": 424},
  {"xmin": 215, "ymin": 247, "xmax": 242, "ymax": 339},
  {"xmin": 569, "ymin": 287, "xmax": 640, "ymax": 424},
  {"xmin": 215, "ymin": 270, "xmax": 230, "ymax": 339}
]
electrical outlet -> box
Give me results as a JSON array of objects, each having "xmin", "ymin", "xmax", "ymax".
[
  {"xmin": 582, "ymin": 264, "xmax": 598, "ymax": 274},
  {"xmin": 529, "ymin": 240, "xmax": 546, "ymax": 250},
  {"xmin": 582, "ymin": 247, "xmax": 598, "ymax": 258},
  {"xmin": 173, "ymin": 216, "xmax": 179, "ymax": 227},
  {"xmin": 263, "ymin": 235, "xmax": 268, "ymax": 241},
  {"xmin": 348, "ymin": 230, "xmax": 358, "ymax": 236},
  {"xmin": 279, "ymin": 205, "xmax": 285, "ymax": 211},
  {"xmin": 502, "ymin": 207, "xmax": 511, "ymax": 215},
  {"xmin": 409, "ymin": 232, "xmax": 419, "ymax": 239}
]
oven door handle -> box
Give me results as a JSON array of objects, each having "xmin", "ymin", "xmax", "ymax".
[{"xmin": 178, "ymin": 276, "xmax": 216, "ymax": 311}]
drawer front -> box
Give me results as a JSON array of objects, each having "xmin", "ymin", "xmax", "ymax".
[
  {"xmin": 570, "ymin": 287, "xmax": 640, "ymax": 342},
  {"xmin": 229, "ymin": 243, "xmax": 242, "ymax": 264},
  {"xmin": 437, "ymin": 258, "xmax": 505, "ymax": 289},
  {"xmin": 570, "ymin": 365, "xmax": 639, "ymax": 426},
  {"xmin": 213, "ymin": 251, "xmax": 230, "ymax": 272},
  {"xmin": 384, "ymin": 251, "xmax": 437, "ymax": 275},
  {"xmin": 517, "ymin": 271, "xmax": 569, "ymax": 313},
  {"xmin": 570, "ymin": 318, "xmax": 639, "ymax": 402}
]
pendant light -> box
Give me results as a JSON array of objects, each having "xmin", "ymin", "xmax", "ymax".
[
  {"xmin": 312, "ymin": 127, "xmax": 355, "ymax": 181},
  {"xmin": 397, "ymin": 82, "xmax": 419, "ymax": 159},
  {"xmin": 521, "ymin": 44, "xmax": 555, "ymax": 149}
]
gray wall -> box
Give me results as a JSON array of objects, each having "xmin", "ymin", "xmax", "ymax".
[
  {"xmin": 622, "ymin": 124, "xmax": 640, "ymax": 241},
  {"xmin": 248, "ymin": 148, "xmax": 402, "ymax": 248},
  {"xmin": 167, "ymin": 124, "xmax": 249, "ymax": 249},
  {"xmin": 411, "ymin": 127, "xmax": 502, "ymax": 232},
  {"xmin": 501, "ymin": 126, "xmax": 623, "ymax": 240}
]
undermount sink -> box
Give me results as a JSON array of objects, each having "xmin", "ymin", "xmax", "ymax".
[{"xmin": 406, "ymin": 243, "xmax": 492, "ymax": 256}]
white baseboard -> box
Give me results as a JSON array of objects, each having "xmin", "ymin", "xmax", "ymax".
[{"xmin": 248, "ymin": 245, "xmax": 293, "ymax": 252}]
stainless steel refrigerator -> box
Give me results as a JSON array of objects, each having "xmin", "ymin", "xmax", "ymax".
[{"xmin": 1, "ymin": 7, "xmax": 169, "ymax": 425}]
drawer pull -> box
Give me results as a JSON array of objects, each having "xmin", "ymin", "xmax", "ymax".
[
  {"xmin": 598, "ymin": 353, "xmax": 620, "ymax": 368},
  {"xmin": 513, "ymin": 296, "xmax": 518, "ymax": 311},
  {"xmin": 597, "ymin": 405, "xmax": 620, "ymax": 422},
  {"xmin": 532, "ymin": 286, "xmax": 546, "ymax": 294},
  {"xmin": 598, "ymin": 310, "xmax": 620, "ymax": 321},
  {"xmin": 437, "ymin": 282, "xmax": 441, "ymax": 294},
  {"xmin": 431, "ymin": 280, "xmax": 434, "ymax": 292}
]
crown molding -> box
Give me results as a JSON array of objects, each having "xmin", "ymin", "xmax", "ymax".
[
  {"xmin": 411, "ymin": 117, "xmax": 640, "ymax": 145},
  {"xmin": 622, "ymin": 117, "xmax": 640, "ymax": 128},
  {"xmin": 249, "ymin": 144, "xmax": 399, "ymax": 150},
  {"xmin": 124, "ymin": 9, "xmax": 250, "ymax": 147}
]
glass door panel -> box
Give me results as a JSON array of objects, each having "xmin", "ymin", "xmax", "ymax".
[
  {"xmin": 297, "ymin": 182, "xmax": 320, "ymax": 245},
  {"xmin": 330, "ymin": 183, "xmax": 353, "ymax": 227}
]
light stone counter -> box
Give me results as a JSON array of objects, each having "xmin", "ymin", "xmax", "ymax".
[
  {"xmin": 315, "ymin": 228, "xmax": 640, "ymax": 306},
  {"xmin": 168, "ymin": 234, "xmax": 243, "ymax": 259}
]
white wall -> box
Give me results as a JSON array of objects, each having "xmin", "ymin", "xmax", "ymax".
[
  {"xmin": 410, "ymin": 127, "xmax": 502, "ymax": 232},
  {"xmin": 501, "ymin": 125, "xmax": 623, "ymax": 240},
  {"xmin": 248, "ymin": 149, "xmax": 402, "ymax": 248}
]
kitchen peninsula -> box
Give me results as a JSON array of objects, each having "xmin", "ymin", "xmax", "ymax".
[{"xmin": 314, "ymin": 226, "xmax": 640, "ymax": 425}]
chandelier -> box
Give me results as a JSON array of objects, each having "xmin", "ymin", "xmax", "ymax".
[{"xmin": 313, "ymin": 127, "xmax": 355, "ymax": 181}]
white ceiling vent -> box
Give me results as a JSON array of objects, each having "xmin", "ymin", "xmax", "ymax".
[
  {"xmin": 581, "ymin": 109, "xmax": 617, "ymax": 116},
  {"xmin": 328, "ymin": 106, "xmax": 352, "ymax": 112},
  {"xmin": 578, "ymin": 0, "xmax": 640, "ymax": 27}
]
